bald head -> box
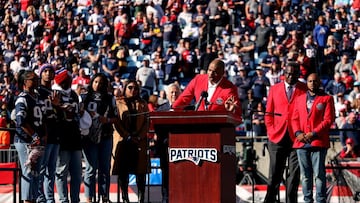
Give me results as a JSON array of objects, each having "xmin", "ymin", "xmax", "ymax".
[
  {"xmin": 307, "ymin": 73, "xmax": 321, "ymax": 94},
  {"xmin": 207, "ymin": 59, "xmax": 225, "ymax": 84}
]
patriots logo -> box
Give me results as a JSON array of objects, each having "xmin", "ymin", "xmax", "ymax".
[
  {"xmin": 187, "ymin": 156, "xmax": 201, "ymax": 165},
  {"xmin": 169, "ymin": 148, "xmax": 218, "ymax": 165}
]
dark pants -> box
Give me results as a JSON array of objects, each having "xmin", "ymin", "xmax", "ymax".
[{"xmin": 264, "ymin": 136, "xmax": 300, "ymax": 203}]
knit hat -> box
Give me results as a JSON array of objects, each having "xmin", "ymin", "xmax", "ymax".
[
  {"xmin": 39, "ymin": 63, "xmax": 55, "ymax": 77},
  {"xmin": 54, "ymin": 68, "xmax": 70, "ymax": 84}
]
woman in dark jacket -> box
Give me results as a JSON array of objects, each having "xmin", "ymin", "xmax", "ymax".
[{"xmin": 112, "ymin": 80, "xmax": 149, "ymax": 203}]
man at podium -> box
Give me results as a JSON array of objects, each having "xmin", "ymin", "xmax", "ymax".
[
  {"xmin": 172, "ymin": 58, "xmax": 242, "ymax": 119},
  {"xmin": 156, "ymin": 58, "xmax": 241, "ymax": 203}
]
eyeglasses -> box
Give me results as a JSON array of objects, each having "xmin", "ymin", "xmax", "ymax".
[{"xmin": 127, "ymin": 86, "xmax": 139, "ymax": 91}]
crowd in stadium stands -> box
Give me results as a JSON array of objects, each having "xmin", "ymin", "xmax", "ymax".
[
  {"xmin": 0, "ymin": 0, "xmax": 359, "ymax": 150},
  {"xmin": 0, "ymin": 0, "xmax": 360, "ymax": 202}
]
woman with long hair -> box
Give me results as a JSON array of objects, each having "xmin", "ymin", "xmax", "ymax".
[
  {"xmin": 112, "ymin": 80, "xmax": 149, "ymax": 203},
  {"xmin": 81, "ymin": 73, "xmax": 116, "ymax": 203}
]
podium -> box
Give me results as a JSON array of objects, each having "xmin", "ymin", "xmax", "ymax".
[{"xmin": 150, "ymin": 111, "xmax": 241, "ymax": 203}]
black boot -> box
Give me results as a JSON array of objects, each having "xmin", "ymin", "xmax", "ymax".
[
  {"xmin": 136, "ymin": 174, "xmax": 146, "ymax": 203},
  {"xmin": 122, "ymin": 192, "xmax": 130, "ymax": 203},
  {"xmin": 119, "ymin": 175, "xmax": 130, "ymax": 203},
  {"xmin": 138, "ymin": 190, "xmax": 145, "ymax": 203}
]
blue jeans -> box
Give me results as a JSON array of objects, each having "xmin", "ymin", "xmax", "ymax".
[
  {"xmin": 15, "ymin": 142, "xmax": 43, "ymax": 201},
  {"xmin": 82, "ymin": 137, "xmax": 112, "ymax": 200},
  {"xmin": 55, "ymin": 150, "xmax": 82, "ymax": 203},
  {"xmin": 297, "ymin": 148, "xmax": 327, "ymax": 203},
  {"xmin": 37, "ymin": 143, "xmax": 60, "ymax": 203}
]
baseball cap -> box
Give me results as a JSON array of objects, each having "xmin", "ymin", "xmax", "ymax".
[
  {"xmin": 72, "ymin": 49, "xmax": 79, "ymax": 55},
  {"xmin": 20, "ymin": 57, "xmax": 26, "ymax": 63},
  {"xmin": 346, "ymin": 138, "xmax": 354, "ymax": 144}
]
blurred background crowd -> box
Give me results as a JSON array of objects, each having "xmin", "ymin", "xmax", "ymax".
[{"xmin": 0, "ymin": 0, "xmax": 359, "ymax": 151}]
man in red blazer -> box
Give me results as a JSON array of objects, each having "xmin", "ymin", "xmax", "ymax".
[
  {"xmin": 264, "ymin": 62, "xmax": 308, "ymax": 203},
  {"xmin": 172, "ymin": 59, "xmax": 242, "ymax": 120},
  {"xmin": 292, "ymin": 73, "xmax": 335, "ymax": 203}
]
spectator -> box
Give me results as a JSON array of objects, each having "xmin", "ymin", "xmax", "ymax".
[
  {"xmin": 325, "ymin": 72, "xmax": 346, "ymax": 96},
  {"xmin": 334, "ymin": 53, "xmax": 352, "ymax": 73},
  {"xmin": 334, "ymin": 93, "xmax": 349, "ymax": 117},
  {"xmin": 164, "ymin": 44, "xmax": 180, "ymax": 84},
  {"xmin": 252, "ymin": 102, "xmax": 266, "ymax": 136},
  {"xmin": 87, "ymin": 5, "xmax": 104, "ymax": 47},
  {"xmin": 260, "ymin": 46, "xmax": 278, "ymax": 72},
  {"xmin": 0, "ymin": 117, "xmax": 10, "ymax": 149},
  {"xmin": 112, "ymin": 80, "xmax": 149, "ymax": 203},
  {"xmin": 351, "ymin": 93, "xmax": 360, "ymax": 112},
  {"xmin": 139, "ymin": 20, "xmax": 153, "ymax": 54},
  {"xmin": 179, "ymin": 40, "xmax": 197, "ymax": 84},
  {"xmin": 254, "ymin": 17, "xmax": 273, "ymax": 54},
  {"xmin": 340, "ymin": 112, "xmax": 360, "ymax": 152},
  {"xmin": 151, "ymin": 17, "xmax": 163, "ymax": 53},
  {"xmin": 335, "ymin": 108, "xmax": 348, "ymax": 129},
  {"xmin": 323, "ymin": 35, "xmax": 339, "ymax": 76},
  {"xmin": 101, "ymin": 49, "xmax": 119, "ymax": 80},
  {"xmin": 72, "ymin": 68, "xmax": 90, "ymax": 89},
  {"xmin": 313, "ymin": 15, "xmax": 330, "ymax": 67},
  {"xmin": 348, "ymin": 81, "xmax": 360, "ymax": 103},
  {"xmin": 239, "ymin": 31, "xmax": 255, "ymax": 70},
  {"xmin": 213, "ymin": 2, "xmax": 230, "ymax": 38},
  {"xmin": 339, "ymin": 138, "xmax": 360, "ymax": 158},
  {"xmin": 200, "ymin": 44, "xmax": 217, "ymax": 72},
  {"xmin": 151, "ymin": 51, "xmax": 165, "ymax": 90},
  {"xmin": 251, "ymin": 66, "xmax": 270, "ymax": 102},
  {"xmin": 148, "ymin": 94, "xmax": 159, "ymax": 112},
  {"xmin": 235, "ymin": 67, "xmax": 251, "ymax": 102},
  {"xmin": 162, "ymin": 10, "xmax": 179, "ymax": 53},
  {"xmin": 303, "ymin": 34, "xmax": 317, "ymax": 71},
  {"xmin": 136, "ymin": 58, "xmax": 157, "ymax": 96},
  {"xmin": 265, "ymin": 60, "xmax": 282, "ymax": 86},
  {"xmin": 340, "ymin": 69, "xmax": 354, "ymax": 93},
  {"xmin": 352, "ymin": 60, "xmax": 360, "ymax": 81},
  {"xmin": 177, "ymin": 4, "xmax": 193, "ymax": 37},
  {"xmin": 329, "ymin": 10, "xmax": 347, "ymax": 42},
  {"xmin": 292, "ymin": 73, "xmax": 335, "ymax": 203},
  {"xmin": 297, "ymin": 47, "xmax": 313, "ymax": 79}
]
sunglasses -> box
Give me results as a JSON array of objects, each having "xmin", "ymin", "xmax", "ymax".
[{"xmin": 127, "ymin": 86, "xmax": 139, "ymax": 90}]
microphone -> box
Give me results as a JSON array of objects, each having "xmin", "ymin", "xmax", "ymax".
[
  {"xmin": 194, "ymin": 91, "xmax": 208, "ymax": 111},
  {"xmin": 203, "ymin": 92, "xmax": 210, "ymax": 111}
]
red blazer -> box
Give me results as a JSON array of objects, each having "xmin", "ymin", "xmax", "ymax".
[
  {"xmin": 265, "ymin": 81, "xmax": 308, "ymax": 143},
  {"xmin": 172, "ymin": 74, "xmax": 242, "ymax": 120},
  {"xmin": 292, "ymin": 92, "xmax": 335, "ymax": 148}
]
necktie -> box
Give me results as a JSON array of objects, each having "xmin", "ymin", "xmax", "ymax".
[{"xmin": 287, "ymin": 86, "xmax": 293, "ymax": 101}]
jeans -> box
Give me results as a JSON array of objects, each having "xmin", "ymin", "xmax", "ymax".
[
  {"xmin": 37, "ymin": 143, "xmax": 60, "ymax": 203},
  {"xmin": 15, "ymin": 142, "xmax": 42, "ymax": 201},
  {"xmin": 82, "ymin": 137, "xmax": 112, "ymax": 200},
  {"xmin": 55, "ymin": 150, "xmax": 82, "ymax": 203},
  {"xmin": 297, "ymin": 148, "xmax": 327, "ymax": 203}
]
